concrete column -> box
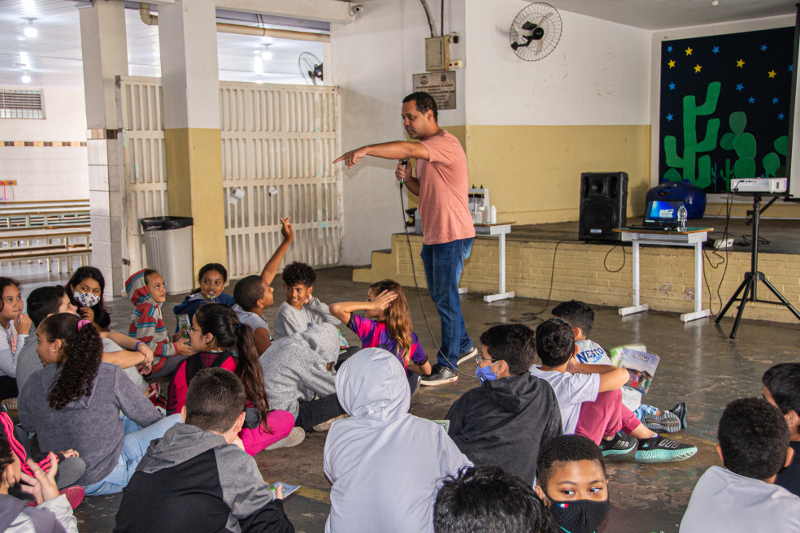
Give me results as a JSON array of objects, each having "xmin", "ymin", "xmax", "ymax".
[
  {"xmin": 78, "ymin": 0, "xmax": 128, "ymax": 296},
  {"xmin": 158, "ymin": 0, "xmax": 227, "ymax": 278}
]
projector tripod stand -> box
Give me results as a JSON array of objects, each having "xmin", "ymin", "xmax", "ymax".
[{"xmin": 716, "ymin": 192, "xmax": 800, "ymax": 339}]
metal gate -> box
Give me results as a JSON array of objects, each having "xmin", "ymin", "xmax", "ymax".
[{"xmin": 117, "ymin": 76, "xmax": 343, "ymax": 279}]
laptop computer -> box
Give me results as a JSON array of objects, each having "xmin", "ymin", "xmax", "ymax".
[{"xmin": 628, "ymin": 199, "xmax": 684, "ymax": 230}]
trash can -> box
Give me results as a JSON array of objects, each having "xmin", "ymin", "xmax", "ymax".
[{"xmin": 140, "ymin": 216, "xmax": 194, "ymax": 295}]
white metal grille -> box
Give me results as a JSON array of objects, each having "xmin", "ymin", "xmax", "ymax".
[
  {"xmin": 116, "ymin": 76, "xmax": 343, "ymax": 278},
  {"xmin": 0, "ymin": 89, "xmax": 43, "ymax": 119}
]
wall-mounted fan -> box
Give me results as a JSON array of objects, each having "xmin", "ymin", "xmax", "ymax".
[
  {"xmin": 509, "ymin": 3, "xmax": 563, "ymax": 61},
  {"xmin": 299, "ymin": 52, "xmax": 323, "ymax": 85}
]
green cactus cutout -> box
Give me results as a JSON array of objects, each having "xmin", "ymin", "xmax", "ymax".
[
  {"xmin": 663, "ymin": 82, "xmax": 721, "ymax": 188},
  {"xmin": 764, "ymin": 135, "xmax": 789, "ymax": 177},
  {"xmin": 720, "ymin": 111, "xmax": 757, "ymax": 181}
]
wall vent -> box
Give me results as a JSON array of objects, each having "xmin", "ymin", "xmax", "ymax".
[{"xmin": 0, "ymin": 89, "xmax": 44, "ymax": 119}]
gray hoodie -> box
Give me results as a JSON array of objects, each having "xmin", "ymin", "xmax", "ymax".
[
  {"xmin": 259, "ymin": 323, "xmax": 340, "ymax": 419},
  {"xmin": 323, "ymin": 348, "xmax": 471, "ymax": 533}
]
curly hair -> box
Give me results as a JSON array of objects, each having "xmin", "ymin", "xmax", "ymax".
[
  {"xmin": 369, "ymin": 280, "xmax": 414, "ymax": 365},
  {"xmin": 67, "ymin": 267, "xmax": 111, "ymax": 329},
  {"xmin": 535, "ymin": 319, "xmax": 575, "ymax": 367},
  {"xmin": 38, "ymin": 313, "xmax": 103, "ymax": 411},
  {"xmin": 282, "ymin": 262, "xmax": 316, "ymax": 288}
]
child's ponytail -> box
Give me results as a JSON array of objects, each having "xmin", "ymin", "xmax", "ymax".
[
  {"xmin": 235, "ymin": 322, "xmax": 271, "ymax": 432},
  {"xmin": 38, "ymin": 314, "xmax": 103, "ymax": 410},
  {"xmin": 370, "ymin": 280, "xmax": 414, "ymax": 366}
]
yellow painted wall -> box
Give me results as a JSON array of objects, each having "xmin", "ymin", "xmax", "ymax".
[
  {"xmin": 164, "ymin": 127, "xmax": 227, "ymax": 278},
  {"xmin": 465, "ymin": 125, "xmax": 652, "ymax": 223}
]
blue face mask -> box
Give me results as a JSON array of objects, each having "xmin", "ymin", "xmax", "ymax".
[{"xmin": 475, "ymin": 363, "xmax": 498, "ymax": 383}]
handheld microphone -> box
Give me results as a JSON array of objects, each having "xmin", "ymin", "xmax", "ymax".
[{"xmin": 400, "ymin": 158, "xmax": 409, "ymax": 189}]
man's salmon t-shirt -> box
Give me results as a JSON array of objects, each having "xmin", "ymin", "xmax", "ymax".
[{"xmin": 416, "ymin": 130, "xmax": 476, "ymax": 245}]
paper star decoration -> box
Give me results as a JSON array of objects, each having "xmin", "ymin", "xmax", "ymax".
[
  {"xmin": 694, "ymin": 64, "xmax": 702, "ymax": 73},
  {"xmin": 748, "ymin": 97, "xmax": 755, "ymax": 104},
  {"xmin": 736, "ymin": 59, "xmax": 745, "ymax": 68},
  {"xmin": 773, "ymin": 97, "xmax": 779, "ymax": 104},
  {"xmin": 712, "ymin": 46, "xmax": 720, "ymax": 54},
  {"xmin": 668, "ymin": 60, "xmax": 676, "ymax": 68},
  {"xmin": 685, "ymin": 47, "xmax": 693, "ymax": 56},
  {"xmin": 779, "ymin": 113, "xmax": 785, "ymax": 120},
  {"xmin": 669, "ymin": 83, "xmax": 676, "ymax": 90},
  {"xmin": 666, "ymin": 114, "xmax": 674, "ymax": 121},
  {"xmin": 761, "ymin": 45, "xmax": 768, "ymax": 51},
  {"xmin": 736, "ymin": 84, "xmax": 744, "ymax": 91},
  {"xmin": 667, "ymin": 46, "xmax": 673, "ymax": 52},
  {"xmin": 790, "ymin": 65, "xmax": 794, "ymax": 72},
  {"xmin": 768, "ymin": 70, "xmax": 777, "ymax": 78}
]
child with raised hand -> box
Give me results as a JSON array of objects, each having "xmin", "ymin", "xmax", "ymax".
[
  {"xmin": 126, "ymin": 268, "xmax": 194, "ymax": 378},
  {"xmin": 681, "ymin": 398, "xmax": 800, "ymax": 532},
  {"xmin": 535, "ymin": 435, "xmax": 611, "ymax": 533},
  {"xmin": 17, "ymin": 313, "xmax": 182, "ymax": 496},
  {"xmin": 330, "ymin": 279, "xmax": 431, "ymax": 393},
  {"xmin": 0, "ymin": 434, "xmax": 78, "ymax": 533},
  {"xmin": 532, "ymin": 319, "xmax": 697, "ymax": 463},
  {"xmin": 273, "ymin": 261, "xmax": 340, "ymax": 340},
  {"xmin": 552, "ymin": 300, "xmax": 687, "ymax": 433},
  {"xmin": 232, "ymin": 217, "xmax": 295, "ymax": 355},
  {"xmin": 66, "ymin": 266, "xmax": 112, "ymax": 332},
  {"xmin": 173, "ymin": 263, "xmax": 236, "ymax": 335},
  {"xmin": 168, "ymin": 304, "xmax": 299, "ymax": 454},
  {"xmin": 762, "ymin": 363, "xmax": 800, "ymax": 496},
  {"xmin": 0, "ymin": 277, "xmax": 32, "ymax": 401}
]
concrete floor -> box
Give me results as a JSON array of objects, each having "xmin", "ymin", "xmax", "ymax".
[{"xmin": 12, "ymin": 265, "xmax": 800, "ymax": 533}]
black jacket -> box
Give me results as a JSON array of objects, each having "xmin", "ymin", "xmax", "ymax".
[{"xmin": 446, "ymin": 373, "xmax": 562, "ymax": 485}]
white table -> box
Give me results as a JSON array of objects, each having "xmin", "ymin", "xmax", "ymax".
[
  {"xmin": 613, "ymin": 228, "xmax": 713, "ymax": 323},
  {"xmin": 471, "ymin": 222, "xmax": 516, "ymax": 303}
]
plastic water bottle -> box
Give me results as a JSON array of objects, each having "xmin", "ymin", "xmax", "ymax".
[{"xmin": 677, "ymin": 204, "xmax": 687, "ymax": 232}]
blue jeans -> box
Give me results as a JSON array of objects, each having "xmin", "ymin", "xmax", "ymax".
[
  {"xmin": 420, "ymin": 238, "xmax": 474, "ymax": 370},
  {"xmin": 83, "ymin": 413, "xmax": 182, "ymax": 496},
  {"xmin": 633, "ymin": 404, "xmax": 659, "ymax": 421}
]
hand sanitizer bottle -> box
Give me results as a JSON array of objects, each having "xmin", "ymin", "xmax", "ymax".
[{"xmin": 677, "ymin": 204, "xmax": 687, "ymax": 231}]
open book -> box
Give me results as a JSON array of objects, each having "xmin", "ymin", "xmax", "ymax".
[
  {"xmin": 270, "ymin": 482, "xmax": 300, "ymax": 500},
  {"xmin": 608, "ymin": 345, "xmax": 660, "ymax": 396}
]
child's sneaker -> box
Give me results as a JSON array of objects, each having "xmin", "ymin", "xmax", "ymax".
[
  {"xmin": 668, "ymin": 402, "xmax": 688, "ymax": 429},
  {"xmin": 266, "ymin": 427, "xmax": 306, "ymax": 450},
  {"xmin": 598, "ymin": 431, "xmax": 637, "ymax": 456},
  {"xmin": 635, "ymin": 435, "xmax": 697, "ymax": 463},
  {"xmin": 642, "ymin": 411, "xmax": 681, "ymax": 433}
]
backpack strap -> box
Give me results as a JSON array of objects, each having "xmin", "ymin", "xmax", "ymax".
[{"xmin": 184, "ymin": 352, "xmax": 234, "ymax": 387}]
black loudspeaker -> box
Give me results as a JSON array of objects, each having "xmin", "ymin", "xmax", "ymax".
[{"xmin": 578, "ymin": 172, "xmax": 628, "ymax": 242}]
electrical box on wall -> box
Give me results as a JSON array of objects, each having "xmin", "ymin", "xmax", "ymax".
[{"xmin": 425, "ymin": 36, "xmax": 450, "ymax": 71}]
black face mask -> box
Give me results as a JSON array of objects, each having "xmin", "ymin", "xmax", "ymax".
[{"xmin": 547, "ymin": 495, "xmax": 610, "ymax": 533}]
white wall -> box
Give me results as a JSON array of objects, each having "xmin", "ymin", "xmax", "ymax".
[
  {"xmin": 331, "ymin": 0, "xmax": 467, "ymax": 266},
  {"xmin": 464, "ymin": 2, "xmax": 652, "ymax": 126},
  {"xmin": 0, "ymin": 87, "xmax": 88, "ymax": 201}
]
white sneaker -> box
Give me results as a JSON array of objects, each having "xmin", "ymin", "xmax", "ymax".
[
  {"xmin": 457, "ymin": 347, "xmax": 478, "ymax": 365},
  {"xmin": 266, "ymin": 427, "xmax": 306, "ymax": 450}
]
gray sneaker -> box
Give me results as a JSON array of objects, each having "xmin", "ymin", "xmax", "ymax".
[
  {"xmin": 420, "ymin": 365, "xmax": 458, "ymax": 386},
  {"xmin": 457, "ymin": 347, "xmax": 478, "ymax": 365},
  {"xmin": 266, "ymin": 427, "xmax": 306, "ymax": 450}
]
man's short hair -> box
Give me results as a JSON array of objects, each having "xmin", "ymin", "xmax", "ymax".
[
  {"xmin": 282, "ymin": 262, "xmax": 316, "ymax": 288},
  {"xmin": 537, "ymin": 435, "xmax": 606, "ymax": 490},
  {"xmin": 27, "ymin": 285, "xmax": 67, "ymax": 327},
  {"xmin": 233, "ymin": 275, "xmax": 265, "ymax": 311},
  {"xmin": 551, "ymin": 300, "xmax": 595, "ymax": 336},
  {"xmin": 434, "ymin": 466, "xmax": 554, "ymax": 533},
  {"xmin": 402, "ymin": 92, "xmax": 438, "ymax": 122},
  {"xmin": 535, "ymin": 319, "xmax": 575, "ymax": 367},
  {"xmin": 479, "ymin": 324, "xmax": 536, "ymax": 374},
  {"xmin": 184, "ymin": 368, "xmax": 246, "ymax": 434},
  {"xmin": 762, "ymin": 363, "xmax": 800, "ymax": 416},
  {"xmin": 718, "ymin": 398, "xmax": 789, "ymax": 480}
]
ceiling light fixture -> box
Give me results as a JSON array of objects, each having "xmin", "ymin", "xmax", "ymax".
[
  {"xmin": 261, "ymin": 44, "xmax": 273, "ymax": 61},
  {"xmin": 711, "ymin": 0, "xmax": 719, "ymax": 5},
  {"xmin": 23, "ymin": 18, "xmax": 37, "ymax": 38},
  {"xmin": 21, "ymin": 72, "xmax": 31, "ymax": 84}
]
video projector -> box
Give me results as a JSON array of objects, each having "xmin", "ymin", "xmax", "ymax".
[{"xmin": 731, "ymin": 178, "xmax": 788, "ymax": 194}]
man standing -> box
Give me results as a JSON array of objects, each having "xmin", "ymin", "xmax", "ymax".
[{"xmin": 334, "ymin": 92, "xmax": 476, "ymax": 385}]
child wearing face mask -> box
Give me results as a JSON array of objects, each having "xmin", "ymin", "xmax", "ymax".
[
  {"xmin": 535, "ymin": 435, "xmax": 611, "ymax": 533},
  {"xmin": 66, "ymin": 267, "xmax": 112, "ymax": 333}
]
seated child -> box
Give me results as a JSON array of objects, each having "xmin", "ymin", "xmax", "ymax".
[
  {"xmin": 0, "ymin": 277, "xmax": 33, "ymax": 401},
  {"xmin": 762, "ymin": 363, "xmax": 800, "ymax": 496},
  {"xmin": 167, "ymin": 305, "xmax": 299, "ymax": 454},
  {"xmin": 532, "ymin": 319, "xmax": 697, "ymax": 463},
  {"xmin": 260, "ymin": 323, "xmax": 345, "ymax": 431},
  {"xmin": 273, "ymin": 261, "xmax": 340, "ymax": 340},
  {"xmin": 680, "ymin": 398, "xmax": 800, "ymax": 532},
  {"xmin": 126, "ymin": 268, "xmax": 194, "ymax": 378},
  {"xmin": 114, "ymin": 368, "xmax": 295, "ymax": 533},
  {"xmin": 434, "ymin": 465, "xmax": 555, "ymax": 533},
  {"xmin": 535, "ymin": 435, "xmax": 611, "ymax": 533},
  {"xmin": 17, "ymin": 285, "xmax": 154, "ymax": 393},
  {"xmin": 324, "ymin": 348, "xmax": 471, "ymax": 533},
  {"xmin": 330, "ymin": 279, "xmax": 431, "ymax": 394},
  {"xmin": 66, "ymin": 266, "xmax": 112, "ymax": 332},
  {"xmin": 173, "ymin": 263, "xmax": 236, "ymax": 333},
  {"xmin": 232, "ymin": 217, "xmax": 295, "ymax": 355},
  {"xmin": 445, "ymin": 324, "xmax": 562, "ymax": 486},
  {"xmin": 0, "ymin": 438, "xmax": 78, "ymax": 533},
  {"xmin": 17, "ymin": 313, "xmax": 182, "ymax": 496},
  {"xmin": 552, "ymin": 300, "xmax": 687, "ymax": 433}
]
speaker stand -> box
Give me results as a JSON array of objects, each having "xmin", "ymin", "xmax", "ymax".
[{"xmin": 715, "ymin": 193, "xmax": 800, "ymax": 339}]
